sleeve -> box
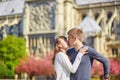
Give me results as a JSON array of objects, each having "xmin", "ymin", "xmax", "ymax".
[
  {"xmin": 58, "ymin": 52, "xmax": 83, "ymax": 73},
  {"xmin": 88, "ymin": 47, "xmax": 110, "ymax": 79}
]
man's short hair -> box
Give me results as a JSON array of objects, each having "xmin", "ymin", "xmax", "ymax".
[{"xmin": 67, "ymin": 28, "xmax": 83, "ymax": 41}]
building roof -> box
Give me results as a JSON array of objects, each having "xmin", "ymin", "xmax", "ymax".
[
  {"xmin": 77, "ymin": 16, "xmax": 101, "ymax": 34},
  {"xmin": 75, "ymin": 0, "xmax": 119, "ymax": 5},
  {"xmin": 0, "ymin": 0, "xmax": 25, "ymax": 17}
]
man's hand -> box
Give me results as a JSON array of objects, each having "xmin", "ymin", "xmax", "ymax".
[
  {"xmin": 79, "ymin": 46, "xmax": 88, "ymax": 54},
  {"xmin": 105, "ymin": 79, "xmax": 109, "ymax": 80}
]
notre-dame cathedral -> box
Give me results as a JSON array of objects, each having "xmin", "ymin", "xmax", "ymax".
[{"xmin": 0, "ymin": 0, "xmax": 120, "ymax": 58}]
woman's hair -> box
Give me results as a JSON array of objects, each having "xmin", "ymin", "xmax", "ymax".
[
  {"xmin": 67, "ymin": 28, "xmax": 83, "ymax": 41},
  {"xmin": 52, "ymin": 36, "xmax": 67, "ymax": 64}
]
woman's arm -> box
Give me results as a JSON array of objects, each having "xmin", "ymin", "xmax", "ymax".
[{"xmin": 57, "ymin": 52, "xmax": 83, "ymax": 73}]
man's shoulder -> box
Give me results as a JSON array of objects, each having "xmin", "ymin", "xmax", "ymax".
[
  {"xmin": 86, "ymin": 46, "xmax": 96, "ymax": 52},
  {"xmin": 82, "ymin": 45, "xmax": 96, "ymax": 56}
]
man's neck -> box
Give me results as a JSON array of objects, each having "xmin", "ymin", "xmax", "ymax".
[{"xmin": 74, "ymin": 42, "xmax": 83, "ymax": 51}]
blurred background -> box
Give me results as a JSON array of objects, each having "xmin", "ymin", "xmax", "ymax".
[{"xmin": 0, "ymin": 0, "xmax": 120, "ymax": 80}]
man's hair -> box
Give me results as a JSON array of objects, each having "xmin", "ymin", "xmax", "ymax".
[{"xmin": 67, "ymin": 28, "xmax": 83, "ymax": 41}]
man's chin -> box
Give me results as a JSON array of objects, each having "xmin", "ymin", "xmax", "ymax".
[
  {"xmin": 68, "ymin": 43, "xmax": 73, "ymax": 47},
  {"xmin": 68, "ymin": 45, "xmax": 72, "ymax": 47}
]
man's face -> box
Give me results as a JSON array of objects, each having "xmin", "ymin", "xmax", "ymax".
[{"xmin": 67, "ymin": 35, "xmax": 75, "ymax": 47}]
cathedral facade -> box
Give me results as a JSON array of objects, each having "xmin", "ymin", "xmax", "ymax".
[{"xmin": 0, "ymin": 0, "xmax": 120, "ymax": 57}]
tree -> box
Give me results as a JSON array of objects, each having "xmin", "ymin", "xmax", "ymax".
[
  {"xmin": 0, "ymin": 60, "xmax": 8, "ymax": 78},
  {"xmin": 0, "ymin": 35, "xmax": 27, "ymax": 78}
]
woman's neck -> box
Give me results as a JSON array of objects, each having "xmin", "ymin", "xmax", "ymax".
[{"xmin": 60, "ymin": 49, "xmax": 66, "ymax": 53}]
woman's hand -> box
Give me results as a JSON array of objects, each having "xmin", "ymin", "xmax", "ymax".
[{"xmin": 79, "ymin": 46, "xmax": 88, "ymax": 54}]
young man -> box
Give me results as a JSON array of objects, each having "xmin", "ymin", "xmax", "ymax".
[{"xmin": 67, "ymin": 28, "xmax": 110, "ymax": 80}]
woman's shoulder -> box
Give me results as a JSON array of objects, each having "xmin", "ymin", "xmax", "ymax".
[
  {"xmin": 56, "ymin": 52, "xmax": 65, "ymax": 57},
  {"xmin": 55, "ymin": 52, "xmax": 67, "ymax": 62},
  {"xmin": 55, "ymin": 52, "xmax": 68, "ymax": 59}
]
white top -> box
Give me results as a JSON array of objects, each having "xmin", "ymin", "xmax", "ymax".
[{"xmin": 54, "ymin": 52, "xmax": 83, "ymax": 80}]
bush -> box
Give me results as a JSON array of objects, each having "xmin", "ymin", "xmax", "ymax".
[
  {"xmin": 15, "ymin": 52, "xmax": 54, "ymax": 77},
  {"xmin": 0, "ymin": 61, "xmax": 7, "ymax": 78},
  {"xmin": 92, "ymin": 58, "xmax": 120, "ymax": 79},
  {"xmin": 0, "ymin": 35, "xmax": 27, "ymax": 78},
  {"xmin": 92, "ymin": 60, "xmax": 103, "ymax": 77},
  {"xmin": 109, "ymin": 58, "xmax": 120, "ymax": 75}
]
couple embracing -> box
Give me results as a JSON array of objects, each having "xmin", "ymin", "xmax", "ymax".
[{"xmin": 53, "ymin": 28, "xmax": 109, "ymax": 80}]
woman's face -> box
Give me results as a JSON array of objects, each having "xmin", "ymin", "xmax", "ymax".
[{"xmin": 58, "ymin": 38, "xmax": 68, "ymax": 50}]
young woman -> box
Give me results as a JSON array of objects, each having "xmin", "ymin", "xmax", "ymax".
[{"xmin": 53, "ymin": 36, "xmax": 87, "ymax": 80}]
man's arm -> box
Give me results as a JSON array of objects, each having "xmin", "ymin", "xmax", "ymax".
[{"xmin": 88, "ymin": 47, "xmax": 110, "ymax": 79}]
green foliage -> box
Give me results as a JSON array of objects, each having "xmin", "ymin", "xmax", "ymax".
[
  {"xmin": 91, "ymin": 77, "xmax": 100, "ymax": 80},
  {"xmin": 0, "ymin": 35, "xmax": 27, "ymax": 78},
  {"xmin": 0, "ymin": 60, "xmax": 7, "ymax": 78}
]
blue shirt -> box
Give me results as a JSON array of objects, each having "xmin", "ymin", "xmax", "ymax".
[
  {"xmin": 67, "ymin": 46, "xmax": 84, "ymax": 64},
  {"xmin": 66, "ymin": 46, "xmax": 110, "ymax": 80},
  {"xmin": 67, "ymin": 48, "xmax": 78, "ymax": 64}
]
